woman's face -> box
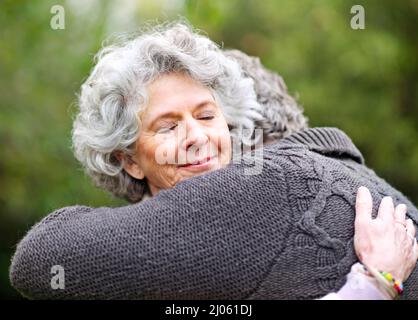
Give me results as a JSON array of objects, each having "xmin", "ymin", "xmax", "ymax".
[{"xmin": 124, "ymin": 72, "xmax": 232, "ymax": 196}]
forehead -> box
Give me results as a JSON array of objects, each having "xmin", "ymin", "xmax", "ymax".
[{"xmin": 143, "ymin": 73, "xmax": 215, "ymax": 119}]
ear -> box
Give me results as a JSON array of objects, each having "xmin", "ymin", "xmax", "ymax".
[{"xmin": 114, "ymin": 152, "xmax": 145, "ymax": 180}]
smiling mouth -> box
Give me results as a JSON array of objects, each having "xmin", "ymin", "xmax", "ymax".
[{"xmin": 178, "ymin": 156, "xmax": 214, "ymax": 167}]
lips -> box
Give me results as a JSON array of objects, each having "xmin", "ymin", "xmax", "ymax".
[{"xmin": 178, "ymin": 156, "xmax": 213, "ymax": 167}]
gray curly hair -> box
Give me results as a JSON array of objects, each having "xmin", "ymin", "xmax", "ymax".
[
  {"xmin": 71, "ymin": 21, "xmax": 308, "ymax": 203},
  {"xmin": 223, "ymin": 49, "xmax": 308, "ymax": 141}
]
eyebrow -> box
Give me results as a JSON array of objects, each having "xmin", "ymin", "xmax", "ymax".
[{"xmin": 148, "ymin": 100, "xmax": 216, "ymax": 129}]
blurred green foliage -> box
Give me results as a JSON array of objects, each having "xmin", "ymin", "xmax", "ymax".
[{"xmin": 1, "ymin": 0, "xmax": 417, "ymax": 298}]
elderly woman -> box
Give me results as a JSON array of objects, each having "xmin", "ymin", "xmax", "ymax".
[
  {"xmin": 10, "ymin": 22, "xmax": 418, "ymax": 300},
  {"xmin": 72, "ymin": 23, "xmax": 306, "ymax": 203}
]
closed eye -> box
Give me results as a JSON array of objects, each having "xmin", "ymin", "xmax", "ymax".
[
  {"xmin": 156, "ymin": 123, "xmax": 177, "ymax": 134},
  {"xmin": 198, "ymin": 116, "xmax": 214, "ymax": 120}
]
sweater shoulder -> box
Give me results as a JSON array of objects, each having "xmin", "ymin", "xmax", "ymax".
[{"xmin": 38, "ymin": 205, "xmax": 94, "ymax": 225}]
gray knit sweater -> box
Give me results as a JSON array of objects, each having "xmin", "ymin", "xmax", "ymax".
[{"xmin": 9, "ymin": 127, "xmax": 418, "ymax": 299}]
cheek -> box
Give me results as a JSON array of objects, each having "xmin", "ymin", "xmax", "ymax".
[
  {"xmin": 138, "ymin": 138, "xmax": 157, "ymax": 164},
  {"xmin": 209, "ymin": 124, "xmax": 231, "ymax": 156},
  {"xmin": 140, "ymin": 135, "xmax": 178, "ymax": 167}
]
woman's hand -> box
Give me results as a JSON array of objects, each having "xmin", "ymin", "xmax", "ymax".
[{"xmin": 354, "ymin": 186, "xmax": 418, "ymax": 282}]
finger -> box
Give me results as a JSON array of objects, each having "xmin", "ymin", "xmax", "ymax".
[
  {"xmin": 355, "ymin": 186, "xmax": 373, "ymax": 227},
  {"xmin": 394, "ymin": 204, "xmax": 407, "ymax": 225},
  {"xmin": 406, "ymin": 218, "xmax": 416, "ymax": 238},
  {"xmin": 377, "ymin": 196, "xmax": 395, "ymax": 223}
]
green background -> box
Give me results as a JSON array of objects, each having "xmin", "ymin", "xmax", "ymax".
[{"xmin": 1, "ymin": 0, "xmax": 417, "ymax": 299}]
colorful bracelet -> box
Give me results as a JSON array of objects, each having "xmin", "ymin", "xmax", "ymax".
[
  {"xmin": 380, "ymin": 271, "xmax": 404, "ymax": 295},
  {"xmin": 361, "ymin": 264, "xmax": 404, "ymax": 299}
]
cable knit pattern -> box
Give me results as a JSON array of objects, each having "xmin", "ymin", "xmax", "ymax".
[{"xmin": 9, "ymin": 127, "xmax": 418, "ymax": 299}]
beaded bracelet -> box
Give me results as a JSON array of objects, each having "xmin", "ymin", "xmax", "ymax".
[
  {"xmin": 381, "ymin": 271, "xmax": 404, "ymax": 295},
  {"xmin": 361, "ymin": 264, "xmax": 404, "ymax": 299}
]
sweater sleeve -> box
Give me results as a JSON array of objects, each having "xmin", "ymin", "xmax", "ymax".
[{"xmin": 9, "ymin": 155, "xmax": 294, "ymax": 299}]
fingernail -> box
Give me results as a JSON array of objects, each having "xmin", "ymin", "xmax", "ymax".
[
  {"xmin": 399, "ymin": 204, "xmax": 407, "ymax": 213},
  {"xmin": 357, "ymin": 186, "xmax": 368, "ymax": 198},
  {"xmin": 382, "ymin": 196, "xmax": 393, "ymax": 205}
]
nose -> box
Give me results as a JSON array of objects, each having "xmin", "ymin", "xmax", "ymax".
[{"xmin": 180, "ymin": 118, "xmax": 209, "ymax": 151}]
